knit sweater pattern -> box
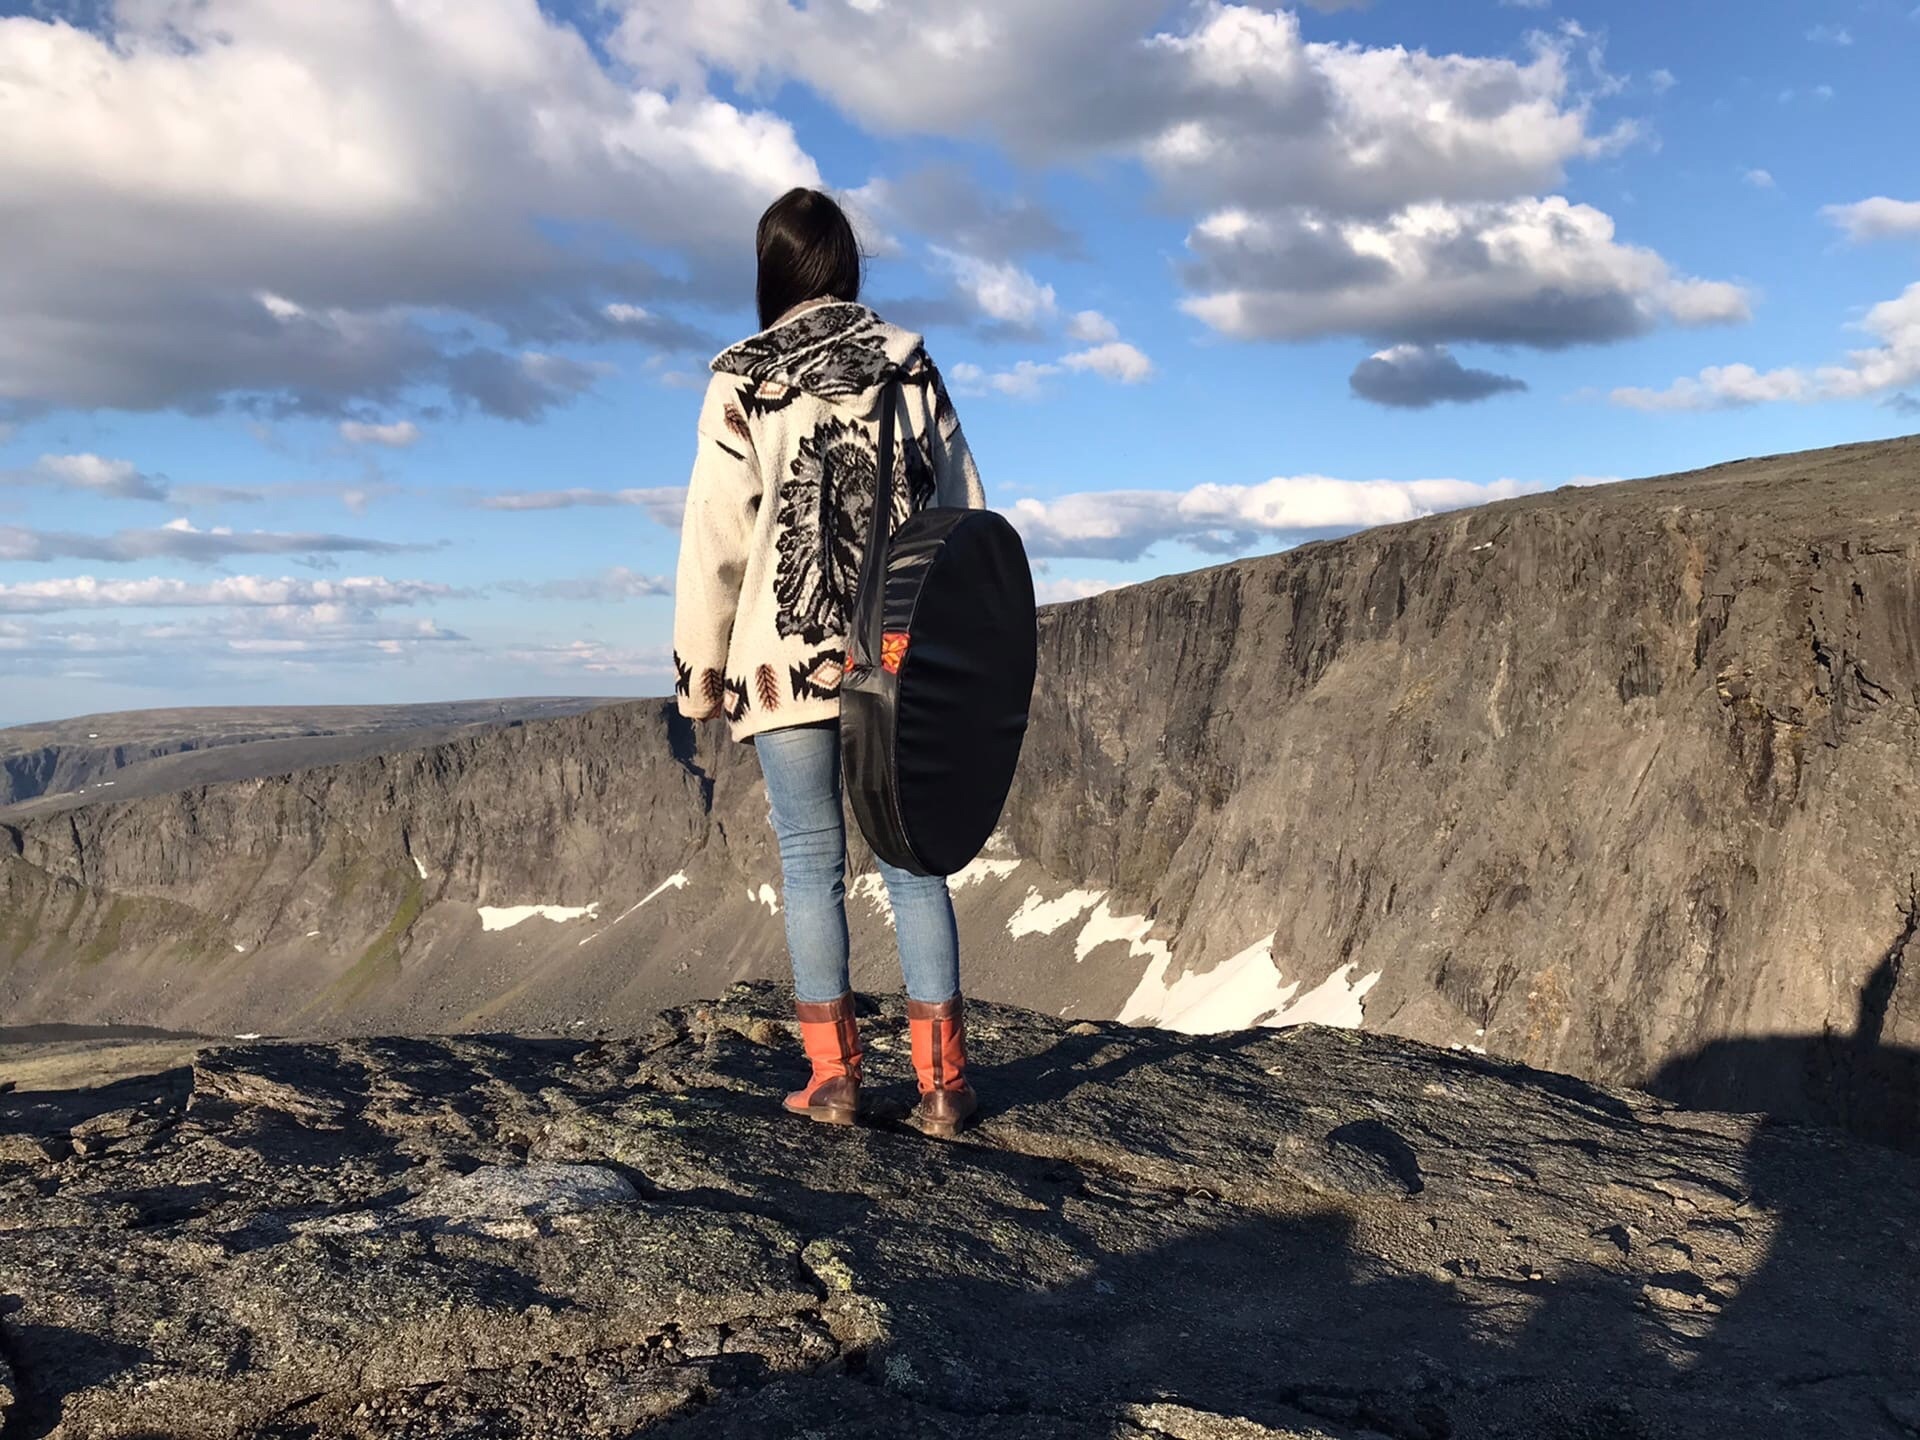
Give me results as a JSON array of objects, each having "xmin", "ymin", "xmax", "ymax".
[{"xmin": 671, "ymin": 303, "xmax": 986, "ymax": 742}]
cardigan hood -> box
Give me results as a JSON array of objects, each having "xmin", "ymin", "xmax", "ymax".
[{"xmin": 710, "ymin": 302, "xmax": 924, "ymax": 409}]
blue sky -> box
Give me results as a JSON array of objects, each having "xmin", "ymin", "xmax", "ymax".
[{"xmin": 1, "ymin": 0, "xmax": 1916, "ymax": 725}]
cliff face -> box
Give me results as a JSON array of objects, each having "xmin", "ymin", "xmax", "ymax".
[
  {"xmin": 2, "ymin": 985, "xmax": 1917, "ymax": 1439},
  {"xmin": 1004, "ymin": 436, "xmax": 1920, "ymax": 1139},
  {"xmin": 2, "ymin": 436, "xmax": 1917, "ymax": 1142}
]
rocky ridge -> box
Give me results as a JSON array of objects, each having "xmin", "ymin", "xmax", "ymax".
[
  {"xmin": 2, "ymin": 983, "xmax": 1918, "ymax": 1439},
  {"xmin": 1, "ymin": 435, "xmax": 1918, "ymax": 1141}
]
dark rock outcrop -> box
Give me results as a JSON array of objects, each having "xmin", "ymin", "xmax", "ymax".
[
  {"xmin": 2, "ymin": 436, "xmax": 1918, "ymax": 1143},
  {"xmin": 1, "ymin": 985, "xmax": 1917, "ymax": 1439}
]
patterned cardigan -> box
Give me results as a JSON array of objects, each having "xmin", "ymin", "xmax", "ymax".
[{"xmin": 671, "ymin": 302, "xmax": 986, "ymax": 743}]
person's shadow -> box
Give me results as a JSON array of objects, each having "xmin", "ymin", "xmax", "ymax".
[{"xmin": 1650, "ymin": 937, "xmax": 1918, "ymax": 1150}]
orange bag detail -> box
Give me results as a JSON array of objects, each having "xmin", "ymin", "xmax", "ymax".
[{"xmin": 880, "ymin": 631, "xmax": 911, "ymax": 675}]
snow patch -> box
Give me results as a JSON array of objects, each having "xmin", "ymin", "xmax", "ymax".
[
  {"xmin": 949, "ymin": 854, "xmax": 1020, "ymax": 890},
  {"xmin": 232, "ymin": 944, "xmax": 247, "ymax": 953},
  {"xmin": 750, "ymin": 883, "xmax": 779, "ymax": 915},
  {"xmin": 478, "ymin": 902, "xmax": 601, "ymax": 932},
  {"xmin": 1269, "ymin": 963, "xmax": 1380, "ymax": 1030},
  {"xmin": 1073, "ymin": 899, "xmax": 1167, "ymax": 965},
  {"xmin": 583, "ymin": 872, "xmax": 691, "ymax": 943},
  {"xmin": 1120, "ymin": 934, "xmax": 1380, "ymax": 1035},
  {"xmin": 413, "ymin": 855, "xmax": 430, "ymax": 881},
  {"xmin": 850, "ymin": 872, "xmax": 895, "ymax": 927},
  {"xmin": 305, "ymin": 930, "xmax": 321, "ymax": 938},
  {"xmin": 233, "ymin": 1032, "xmax": 262, "ymax": 1040},
  {"xmin": 1008, "ymin": 887, "xmax": 1102, "ymax": 939}
]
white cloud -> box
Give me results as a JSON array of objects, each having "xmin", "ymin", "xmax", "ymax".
[
  {"xmin": 472, "ymin": 486, "xmax": 686, "ymax": 527},
  {"xmin": 1612, "ymin": 282, "xmax": 1920, "ymax": 411},
  {"xmin": 339, "ymin": 420, "xmax": 421, "ymax": 448},
  {"xmin": 2, "ymin": 453, "xmax": 169, "ymax": 501},
  {"xmin": 849, "ymin": 168, "xmax": 1079, "ymax": 262},
  {"xmin": 615, "ymin": 4, "xmax": 1718, "ymax": 374},
  {"xmin": 1824, "ymin": 197, "xmax": 1920, "ymax": 242},
  {"xmin": 1649, "ymin": 68, "xmax": 1677, "ymax": 94},
  {"xmin": 948, "ymin": 360, "xmax": 1060, "ymax": 399},
  {"xmin": 1006, "ymin": 474, "xmax": 1536, "ymax": 560},
  {"xmin": 1035, "ymin": 577, "xmax": 1127, "ymax": 604},
  {"xmin": 500, "ymin": 568, "xmax": 673, "ymax": 601},
  {"xmin": 0, "ymin": 520, "xmax": 435, "ymax": 565},
  {"xmin": 1806, "ymin": 24, "xmax": 1853, "ymax": 45},
  {"xmin": 1066, "ymin": 310, "xmax": 1121, "ymax": 344},
  {"xmin": 1743, "ymin": 169, "xmax": 1775, "ymax": 190},
  {"xmin": 1500, "ymin": 0, "xmax": 1552, "ymax": 9},
  {"xmin": 0, "ymin": 575, "xmax": 452, "ymax": 614},
  {"xmin": 1061, "ymin": 342, "xmax": 1155, "ymax": 384},
  {"xmin": 1182, "ymin": 197, "xmax": 1749, "ymax": 346},
  {"xmin": 0, "ymin": 1, "xmax": 818, "ymax": 418},
  {"xmin": 502, "ymin": 639, "xmax": 670, "ymax": 676},
  {"xmin": 932, "ymin": 249, "xmax": 1059, "ymax": 330}
]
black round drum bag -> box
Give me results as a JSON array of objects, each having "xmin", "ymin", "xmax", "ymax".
[{"xmin": 840, "ymin": 384, "xmax": 1037, "ymax": 877}]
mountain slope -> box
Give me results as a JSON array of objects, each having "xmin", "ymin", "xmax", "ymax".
[
  {"xmin": 2, "ymin": 435, "xmax": 1917, "ymax": 1142},
  {"xmin": 0, "ymin": 698, "xmax": 620, "ymax": 812}
]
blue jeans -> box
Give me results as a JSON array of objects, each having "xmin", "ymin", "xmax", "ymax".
[{"xmin": 753, "ymin": 721, "xmax": 961, "ymax": 1005}]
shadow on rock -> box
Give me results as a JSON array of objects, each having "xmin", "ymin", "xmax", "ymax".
[{"xmin": 1651, "ymin": 942, "xmax": 1919, "ymax": 1150}]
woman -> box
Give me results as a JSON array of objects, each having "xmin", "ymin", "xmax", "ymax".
[{"xmin": 672, "ymin": 188, "xmax": 987, "ymax": 1136}]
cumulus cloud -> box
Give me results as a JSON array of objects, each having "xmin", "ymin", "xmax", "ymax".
[
  {"xmin": 1182, "ymin": 197, "xmax": 1749, "ymax": 347},
  {"xmin": 948, "ymin": 360, "xmax": 1060, "ymax": 400},
  {"xmin": 1066, "ymin": 310, "xmax": 1121, "ymax": 344},
  {"xmin": 1035, "ymin": 577, "xmax": 1128, "ymax": 604},
  {"xmin": 1806, "ymin": 24, "xmax": 1853, "ymax": 45},
  {"xmin": 0, "ymin": 609, "xmax": 467, "ymax": 678},
  {"xmin": 1824, "ymin": 197, "xmax": 1920, "ymax": 242},
  {"xmin": 0, "ymin": 575, "xmax": 453, "ymax": 614},
  {"xmin": 615, "ymin": 3, "xmax": 1730, "ymax": 381},
  {"xmin": 1061, "ymin": 342, "xmax": 1155, "ymax": 384},
  {"xmin": 1, "ymin": 453, "xmax": 170, "ymax": 502},
  {"xmin": 0, "ymin": 1, "xmax": 820, "ymax": 419},
  {"xmin": 499, "ymin": 568, "xmax": 673, "ymax": 601},
  {"xmin": 0, "ymin": 518, "xmax": 436, "ymax": 565},
  {"xmin": 850, "ymin": 167, "xmax": 1081, "ymax": 262},
  {"xmin": 1005, "ymin": 474, "xmax": 1536, "ymax": 561},
  {"xmin": 1744, "ymin": 169, "xmax": 1775, "ymax": 190},
  {"xmin": 1612, "ymin": 282, "xmax": 1920, "ymax": 411},
  {"xmin": 501, "ymin": 639, "xmax": 670, "ymax": 676},
  {"xmin": 1349, "ymin": 344, "xmax": 1528, "ymax": 408},
  {"xmin": 339, "ymin": 421, "xmax": 421, "ymax": 448},
  {"xmin": 932, "ymin": 249, "xmax": 1059, "ymax": 331},
  {"xmin": 471, "ymin": 486, "xmax": 686, "ymax": 527}
]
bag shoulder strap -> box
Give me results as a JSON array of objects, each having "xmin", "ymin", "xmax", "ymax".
[{"xmin": 852, "ymin": 379, "xmax": 899, "ymax": 668}]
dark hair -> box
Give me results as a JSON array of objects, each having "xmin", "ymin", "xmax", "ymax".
[{"xmin": 756, "ymin": 187, "xmax": 863, "ymax": 330}]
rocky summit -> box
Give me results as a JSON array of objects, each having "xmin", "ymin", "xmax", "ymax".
[{"xmin": 3, "ymin": 983, "xmax": 1918, "ymax": 1440}]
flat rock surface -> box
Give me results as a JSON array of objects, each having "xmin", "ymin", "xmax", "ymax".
[{"xmin": 3, "ymin": 983, "xmax": 1917, "ymax": 1439}]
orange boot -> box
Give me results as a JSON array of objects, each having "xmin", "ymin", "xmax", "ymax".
[
  {"xmin": 784, "ymin": 994, "xmax": 862, "ymax": 1125},
  {"xmin": 907, "ymin": 994, "xmax": 977, "ymax": 1137}
]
